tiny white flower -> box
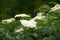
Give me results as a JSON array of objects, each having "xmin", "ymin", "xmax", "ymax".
[
  {"xmin": 50, "ymin": 4, "xmax": 60, "ymax": 12},
  {"xmin": 31, "ymin": 12, "xmax": 45, "ymax": 21},
  {"xmin": 15, "ymin": 13, "xmax": 30, "ymax": 18},
  {"xmin": 20, "ymin": 20, "xmax": 37, "ymax": 28},
  {"xmin": 2, "ymin": 18, "xmax": 15, "ymax": 24},
  {"xmin": 15, "ymin": 28, "xmax": 24, "ymax": 33}
]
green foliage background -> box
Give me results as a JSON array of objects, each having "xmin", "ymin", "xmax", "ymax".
[
  {"xmin": 0, "ymin": 0, "xmax": 60, "ymax": 40},
  {"xmin": 0, "ymin": 0, "xmax": 58, "ymax": 19}
]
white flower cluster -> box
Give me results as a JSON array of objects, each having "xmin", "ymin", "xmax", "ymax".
[
  {"xmin": 20, "ymin": 20, "xmax": 37, "ymax": 28},
  {"xmin": 31, "ymin": 12, "xmax": 45, "ymax": 21},
  {"xmin": 50, "ymin": 4, "xmax": 60, "ymax": 12},
  {"xmin": 1, "ymin": 12, "xmax": 45, "ymax": 28},
  {"xmin": 2, "ymin": 18, "xmax": 15, "ymax": 24},
  {"xmin": 2, "ymin": 13, "xmax": 30, "ymax": 24},
  {"xmin": 19, "ymin": 12, "xmax": 45, "ymax": 28},
  {"xmin": 15, "ymin": 13, "xmax": 30, "ymax": 18}
]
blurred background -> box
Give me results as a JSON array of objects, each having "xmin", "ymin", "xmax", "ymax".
[
  {"xmin": 0, "ymin": 0, "xmax": 59, "ymax": 20},
  {"xmin": 0, "ymin": 0, "xmax": 60, "ymax": 40}
]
